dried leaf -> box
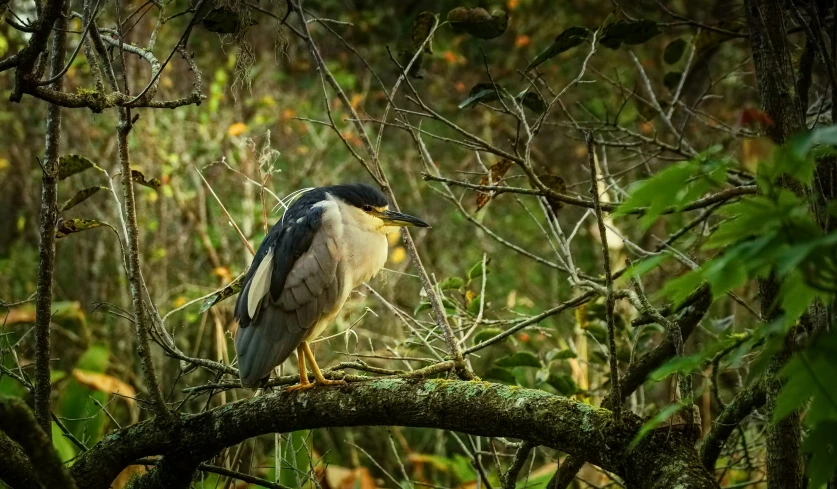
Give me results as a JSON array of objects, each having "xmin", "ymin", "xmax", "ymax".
[
  {"xmin": 60, "ymin": 186, "xmax": 106, "ymax": 212},
  {"xmin": 476, "ymin": 159, "xmax": 513, "ymax": 210},
  {"xmin": 200, "ymin": 273, "xmax": 245, "ymax": 313},
  {"xmin": 201, "ymin": 6, "xmax": 257, "ymax": 33},
  {"xmin": 72, "ymin": 369, "xmax": 136, "ymax": 404},
  {"xmin": 448, "ymin": 7, "xmax": 508, "ymax": 39},
  {"xmin": 55, "ymin": 218, "xmax": 108, "ymax": 239},
  {"xmin": 537, "ymin": 174, "xmax": 566, "ymax": 214},
  {"xmin": 526, "ymin": 26, "xmax": 589, "ymax": 72},
  {"xmin": 412, "ymin": 11, "xmax": 436, "ymax": 53},
  {"xmin": 58, "ymin": 154, "xmax": 97, "ymax": 180},
  {"xmin": 132, "ymin": 170, "xmax": 162, "ymax": 190},
  {"xmin": 600, "ymin": 19, "xmax": 661, "ymax": 49},
  {"xmin": 4, "ymin": 305, "xmax": 36, "ymax": 325}
]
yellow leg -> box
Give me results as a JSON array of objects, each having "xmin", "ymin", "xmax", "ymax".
[
  {"xmin": 302, "ymin": 341, "xmax": 345, "ymax": 386},
  {"xmin": 286, "ymin": 345, "xmax": 314, "ymax": 392}
]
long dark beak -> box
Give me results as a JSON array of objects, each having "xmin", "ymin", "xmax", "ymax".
[{"xmin": 381, "ymin": 210, "xmax": 431, "ymax": 228}]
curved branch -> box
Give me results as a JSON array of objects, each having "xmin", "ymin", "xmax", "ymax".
[
  {"xmin": 699, "ymin": 381, "xmax": 767, "ymax": 471},
  {"xmin": 0, "ymin": 396, "xmax": 78, "ymax": 489},
  {"xmin": 70, "ymin": 380, "xmax": 718, "ymax": 489}
]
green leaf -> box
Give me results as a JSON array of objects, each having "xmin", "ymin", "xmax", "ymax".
[
  {"xmin": 473, "ymin": 328, "xmax": 504, "ymax": 345},
  {"xmin": 650, "ymin": 354, "xmax": 704, "ymax": 382},
  {"xmin": 628, "ymin": 402, "xmax": 687, "ymax": 450},
  {"xmin": 201, "ymin": 6, "xmax": 257, "ymax": 33},
  {"xmin": 132, "ymin": 170, "xmax": 162, "ymax": 190},
  {"xmin": 484, "ymin": 367, "xmax": 517, "ymax": 384},
  {"xmin": 600, "ymin": 19, "xmax": 661, "ymax": 50},
  {"xmin": 58, "ymin": 154, "xmax": 97, "ymax": 180},
  {"xmin": 495, "ymin": 351, "xmax": 542, "ymax": 368},
  {"xmin": 803, "ymin": 421, "xmax": 837, "ymax": 488},
  {"xmin": 51, "ymin": 422, "xmax": 77, "ymax": 463},
  {"xmin": 60, "ymin": 186, "xmax": 106, "ymax": 212},
  {"xmin": 467, "ymin": 294, "xmax": 482, "ymax": 315},
  {"xmin": 447, "ymin": 7, "xmax": 508, "ymax": 40},
  {"xmin": 412, "ymin": 11, "xmax": 436, "ymax": 53},
  {"xmin": 546, "ymin": 373, "xmax": 579, "ymax": 395},
  {"xmin": 525, "ymin": 26, "xmax": 589, "ymax": 72},
  {"xmin": 200, "ymin": 275, "xmax": 245, "ymax": 313},
  {"xmin": 459, "ymin": 82, "xmax": 503, "ymax": 109},
  {"xmin": 663, "ymin": 38, "xmax": 687, "ymax": 64},
  {"xmin": 546, "ymin": 348, "xmax": 577, "ymax": 361},
  {"xmin": 54, "ymin": 217, "xmax": 109, "ymax": 239},
  {"xmin": 440, "ymin": 277, "xmax": 464, "ymax": 290},
  {"xmin": 468, "ymin": 258, "xmax": 491, "ymax": 280},
  {"xmin": 414, "ymin": 301, "xmax": 432, "ymax": 316},
  {"xmin": 622, "ymin": 253, "xmax": 670, "ymax": 280}
]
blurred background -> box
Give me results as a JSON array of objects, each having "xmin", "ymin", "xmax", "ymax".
[{"xmin": 1, "ymin": 0, "xmax": 774, "ymax": 487}]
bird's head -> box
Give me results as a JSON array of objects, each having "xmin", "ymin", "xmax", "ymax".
[{"xmin": 328, "ymin": 183, "xmax": 430, "ymax": 234}]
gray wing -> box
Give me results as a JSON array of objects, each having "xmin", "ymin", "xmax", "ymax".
[{"xmin": 234, "ymin": 204, "xmax": 343, "ymax": 387}]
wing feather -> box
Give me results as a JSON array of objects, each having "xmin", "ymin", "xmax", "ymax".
[{"xmin": 233, "ymin": 196, "xmax": 344, "ymax": 387}]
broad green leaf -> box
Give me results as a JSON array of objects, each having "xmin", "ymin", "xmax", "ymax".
[
  {"xmin": 628, "ymin": 402, "xmax": 687, "ymax": 450},
  {"xmin": 600, "ymin": 19, "xmax": 661, "ymax": 49},
  {"xmin": 467, "ymin": 294, "xmax": 482, "ymax": 315},
  {"xmin": 200, "ymin": 273, "xmax": 246, "ymax": 313},
  {"xmin": 54, "ymin": 218, "xmax": 109, "ymax": 239},
  {"xmin": 468, "ymin": 258, "xmax": 491, "ymax": 280},
  {"xmin": 663, "ymin": 38, "xmax": 687, "ymax": 64},
  {"xmin": 525, "ymin": 26, "xmax": 589, "ymax": 72},
  {"xmin": 58, "ymin": 154, "xmax": 96, "ymax": 180},
  {"xmin": 51, "ymin": 422, "xmax": 77, "ymax": 463},
  {"xmin": 495, "ymin": 351, "xmax": 542, "ymax": 368},
  {"xmin": 412, "ymin": 11, "xmax": 436, "ymax": 53},
  {"xmin": 621, "ymin": 253, "xmax": 670, "ymax": 280},
  {"xmin": 414, "ymin": 301, "xmax": 432, "ymax": 316},
  {"xmin": 440, "ymin": 277, "xmax": 464, "ymax": 290},
  {"xmin": 803, "ymin": 421, "xmax": 837, "ymax": 488},
  {"xmin": 448, "ymin": 7, "xmax": 508, "ymax": 39},
  {"xmin": 484, "ymin": 367, "xmax": 517, "ymax": 384},
  {"xmin": 60, "ymin": 186, "xmax": 106, "ymax": 212},
  {"xmin": 546, "ymin": 348, "xmax": 576, "ymax": 361},
  {"xmin": 473, "ymin": 327, "xmax": 504, "ymax": 345}
]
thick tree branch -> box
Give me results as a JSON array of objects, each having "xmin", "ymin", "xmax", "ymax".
[
  {"xmin": 70, "ymin": 380, "xmax": 718, "ymax": 489},
  {"xmin": 699, "ymin": 381, "xmax": 767, "ymax": 471},
  {"xmin": 0, "ymin": 432, "xmax": 40, "ymax": 489},
  {"xmin": 0, "ymin": 396, "xmax": 78, "ymax": 489}
]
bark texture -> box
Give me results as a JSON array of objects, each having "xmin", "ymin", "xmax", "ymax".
[{"xmin": 61, "ymin": 380, "xmax": 721, "ymax": 489}]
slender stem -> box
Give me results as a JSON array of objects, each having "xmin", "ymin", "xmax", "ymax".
[
  {"xmin": 503, "ymin": 441, "xmax": 534, "ymax": 489},
  {"xmin": 116, "ymin": 109, "xmax": 171, "ymax": 419},
  {"xmin": 586, "ymin": 132, "xmax": 621, "ymax": 422},
  {"xmin": 33, "ymin": 0, "xmax": 69, "ymax": 436}
]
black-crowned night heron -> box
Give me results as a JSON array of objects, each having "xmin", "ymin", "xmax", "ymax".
[{"xmin": 234, "ymin": 183, "xmax": 430, "ymax": 390}]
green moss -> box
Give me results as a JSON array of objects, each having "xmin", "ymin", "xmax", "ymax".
[{"xmin": 369, "ymin": 378, "xmax": 405, "ymax": 391}]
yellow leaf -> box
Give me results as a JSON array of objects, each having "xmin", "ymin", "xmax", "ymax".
[
  {"xmin": 0, "ymin": 157, "xmax": 9, "ymax": 171},
  {"xmin": 466, "ymin": 290, "xmax": 477, "ymax": 306},
  {"xmin": 72, "ymin": 369, "xmax": 136, "ymax": 404},
  {"xmin": 390, "ymin": 246, "xmax": 407, "ymax": 264},
  {"xmin": 173, "ymin": 296, "xmax": 187, "ymax": 308},
  {"xmin": 227, "ymin": 122, "xmax": 248, "ymax": 137},
  {"xmin": 349, "ymin": 93, "xmax": 364, "ymax": 109}
]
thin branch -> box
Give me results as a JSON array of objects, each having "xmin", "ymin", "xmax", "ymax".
[{"xmin": 586, "ymin": 133, "xmax": 621, "ymax": 423}]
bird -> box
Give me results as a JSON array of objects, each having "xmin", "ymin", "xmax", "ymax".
[{"xmin": 233, "ymin": 183, "xmax": 430, "ymax": 390}]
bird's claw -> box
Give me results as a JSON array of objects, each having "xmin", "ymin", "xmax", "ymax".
[{"xmin": 285, "ymin": 378, "xmax": 345, "ymax": 392}]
